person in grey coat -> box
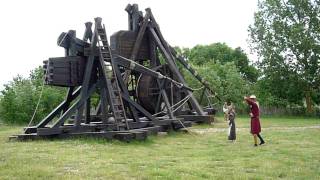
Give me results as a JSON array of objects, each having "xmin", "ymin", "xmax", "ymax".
[{"xmin": 227, "ymin": 102, "xmax": 236, "ymax": 141}]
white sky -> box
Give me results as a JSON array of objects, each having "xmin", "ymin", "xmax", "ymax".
[{"xmin": 0, "ymin": 0, "xmax": 258, "ymax": 89}]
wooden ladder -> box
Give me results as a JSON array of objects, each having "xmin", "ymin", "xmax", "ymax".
[{"xmin": 96, "ymin": 24, "xmax": 129, "ymax": 130}]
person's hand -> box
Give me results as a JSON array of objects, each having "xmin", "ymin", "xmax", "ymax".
[
  {"xmin": 243, "ymin": 96, "xmax": 247, "ymax": 103},
  {"xmin": 249, "ymin": 113, "xmax": 253, "ymax": 117}
]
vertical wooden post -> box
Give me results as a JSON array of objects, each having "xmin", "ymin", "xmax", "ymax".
[
  {"xmin": 74, "ymin": 24, "xmax": 99, "ymax": 128},
  {"xmin": 149, "ymin": 27, "xmax": 205, "ymax": 115}
]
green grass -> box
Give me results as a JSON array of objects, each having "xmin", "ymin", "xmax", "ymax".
[
  {"xmin": 0, "ymin": 117, "xmax": 319, "ymax": 179},
  {"xmin": 206, "ymin": 116, "xmax": 320, "ymax": 129}
]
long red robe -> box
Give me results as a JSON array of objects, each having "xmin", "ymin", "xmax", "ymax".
[{"xmin": 245, "ymin": 98, "xmax": 261, "ymax": 134}]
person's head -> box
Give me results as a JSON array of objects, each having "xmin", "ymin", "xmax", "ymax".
[
  {"xmin": 226, "ymin": 100, "xmax": 231, "ymax": 106},
  {"xmin": 249, "ymin": 95, "xmax": 257, "ymax": 101}
]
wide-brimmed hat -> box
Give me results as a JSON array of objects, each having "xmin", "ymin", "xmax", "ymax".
[{"xmin": 249, "ymin": 95, "xmax": 256, "ymax": 99}]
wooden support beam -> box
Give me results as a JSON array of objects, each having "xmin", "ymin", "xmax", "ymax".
[
  {"xmin": 131, "ymin": 12, "xmax": 151, "ymax": 60},
  {"xmin": 123, "ymin": 11, "xmax": 151, "ymax": 83},
  {"xmin": 146, "ymin": 8, "xmax": 178, "ymax": 64},
  {"xmin": 83, "ymin": 22, "xmax": 93, "ymax": 42},
  {"xmin": 155, "ymin": 91, "xmax": 162, "ymax": 113},
  {"xmin": 146, "ymin": 8, "xmax": 207, "ymax": 114},
  {"xmin": 115, "ymin": 56, "xmax": 192, "ymax": 91},
  {"xmin": 95, "ymin": 60, "xmax": 110, "ymax": 124},
  {"xmin": 149, "ymin": 31, "xmax": 159, "ymax": 67},
  {"xmin": 125, "ymin": 4, "xmax": 133, "ymax": 30},
  {"xmin": 113, "ymin": 62, "xmax": 140, "ymax": 123},
  {"xmin": 169, "ymin": 47, "xmax": 220, "ymax": 101},
  {"xmin": 85, "ymin": 98, "xmax": 91, "ymax": 124},
  {"xmin": 62, "ymin": 87, "xmax": 75, "ymax": 113},
  {"xmin": 122, "ymin": 94, "xmax": 158, "ymax": 124},
  {"xmin": 61, "ymin": 40, "xmax": 76, "ymax": 125},
  {"xmin": 33, "ymin": 87, "xmax": 81, "ymax": 130},
  {"xmin": 157, "ymin": 80, "xmax": 174, "ymax": 119},
  {"xmin": 148, "ymin": 27, "xmax": 205, "ymax": 115},
  {"xmin": 75, "ymin": 20, "xmax": 99, "ymax": 127},
  {"xmin": 199, "ymin": 88, "xmax": 206, "ymax": 104},
  {"xmin": 52, "ymin": 82, "xmax": 98, "ymax": 129}
]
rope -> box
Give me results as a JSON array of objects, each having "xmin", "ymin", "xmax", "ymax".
[
  {"xmin": 192, "ymin": 86, "xmax": 205, "ymax": 91},
  {"xmin": 153, "ymin": 95, "xmax": 198, "ymax": 137},
  {"xmin": 169, "ymin": 79, "xmax": 183, "ymax": 88},
  {"xmin": 152, "ymin": 95, "xmax": 191, "ymax": 116},
  {"xmin": 25, "ymin": 72, "xmax": 46, "ymax": 131},
  {"xmin": 168, "ymin": 95, "xmax": 198, "ymax": 137},
  {"xmin": 25, "ymin": 59, "xmax": 50, "ymax": 131},
  {"xmin": 175, "ymin": 117, "xmax": 198, "ymax": 138},
  {"xmin": 172, "ymin": 96, "xmax": 191, "ymax": 113},
  {"xmin": 25, "ymin": 31, "xmax": 68, "ymax": 131}
]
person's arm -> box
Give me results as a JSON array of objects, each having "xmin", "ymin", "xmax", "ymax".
[
  {"xmin": 244, "ymin": 96, "xmax": 256, "ymax": 106},
  {"xmin": 231, "ymin": 103, "xmax": 235, "ymax": 113},
  {"xmin": 244, "ymin": 97, "xmax": 255, "ymax": 117},
  {"xmin": 223, "ymin": 103, "xmax": 228, "ymax": 113}
]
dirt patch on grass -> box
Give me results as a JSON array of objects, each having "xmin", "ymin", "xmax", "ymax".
[{"xmin": 192, "ymin": 125, "xmax": 320, "ymax": 134}]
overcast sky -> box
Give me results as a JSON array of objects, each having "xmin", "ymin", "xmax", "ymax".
[{"xmin": 0, "ymin": 0, "xmax": 258, "ymax": 89}]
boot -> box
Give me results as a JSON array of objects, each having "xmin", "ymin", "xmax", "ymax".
[{"xmin": 257, "ymin": 134, "xmax": 265, "ymax": 145}]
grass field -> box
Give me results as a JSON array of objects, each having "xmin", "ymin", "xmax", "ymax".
[{"xmin": 0, "ymin": 117, "xmax": 319, "ymax": 179}]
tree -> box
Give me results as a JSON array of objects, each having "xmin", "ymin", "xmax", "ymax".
[
  {"xmin": 249, "ymin": 0, "xmax": 320, "ymax": 113},
  {"xmin": 0, "ymin": 67, "xmax": 65, "ymax": 124},
  {"xmin": 185, "ymin": 43, "xmax": 259, "ymax": 82},
  {"xmin": 183, "ymin": 61, "xmax": 251, "ymax": 112},
  {"xmin": 232, "ymin": 47, "xmax": 260, "ymax": 82},
  {"xmin": 188, "ymin": 43, "xmax": 234, "ymax": 65}
]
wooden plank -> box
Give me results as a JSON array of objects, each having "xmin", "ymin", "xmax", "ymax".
[
  {"xmin": 13, "ymin": 125, "xmax": 164, "ymax": 141},
  {"xmin": 122, "ymin": 94, "xmax": 158, "ymax": 124},
  {"xmin": 131, "ymin": 131, "xmax": 147, "ymax": 141},
  {"xmin": 31, "ymin": 87, "xmax": 81, "ymax": 130},
  {"xmin": 52, "ymin": 82, "xmax": 98, "ymax": 129},
  {"xmin": 113, "ymin": 63, "xmax": 140, "ymax": 124},
  {"xmin": 130, "ymin": 11, "xmax": 150, "ymax": 60},
  {"xmin": 177, "ymin": 115, "xmax": 212, "ymax": 124},
  {"xmin": 148, "ymin": 27, "xmax": 205, "ymax": 115},
  {"xmin": 172, "ymin": 120, "xmax": 192, "ymax": 130},
  {"xmin": 157, "ymin": 79, "xmax": 174, "ymax": 118},
  {"xmin": 114, "ymin": 132, "xmax": 135, "ymax": 142},
  {"xmin": 37, "ymin": 128, "xmax": 62, "ymax": 136},
  {"xmin": 83, "ymin": 22, "xmax": 93, "ymax": 42},
  {"xmin": 129, "ymin": 126, "xmax": 161, "ymax": 135},
  {"xmin": 75, "ymin": 19, "xmax": 100, "ymax": 127}
]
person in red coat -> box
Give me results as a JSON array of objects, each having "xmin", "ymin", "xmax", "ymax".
[{"xmin": 244, "ymin": 95, "xmax": 265, "ymax": 146}]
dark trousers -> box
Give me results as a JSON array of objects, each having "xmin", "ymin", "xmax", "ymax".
[{"xmin": 257, "ymin": 133, "xmax": 265, "ymax": 143}]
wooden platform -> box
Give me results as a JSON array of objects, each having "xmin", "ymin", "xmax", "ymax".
[
  {"xmin": 178, "ymin": 115, "xmax": 213, "ymax": 124},
  {"xmin": 10, "ymin": 120, "xmax": 193, "ymax": 142}
]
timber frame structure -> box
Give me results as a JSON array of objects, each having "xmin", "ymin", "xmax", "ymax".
[{"xmin": 11, "ymin": 4, "xmax": 218, "ymax": 141}]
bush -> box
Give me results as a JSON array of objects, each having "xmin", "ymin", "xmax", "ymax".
[
  {"xmin": 0, "ymin": 67, "xmax": 65, "ymax": 124},
  {"xmin": 183, "ymin": 61, "xmax": 252, "ymax": 113}
]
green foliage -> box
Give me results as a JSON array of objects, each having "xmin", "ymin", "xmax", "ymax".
[
  {"xmin": 0, "ymin": 67, "xmax": 65, "ymax": 124},
  {"xmin": 184, "ymin": 43, "xmax": 259, "ymax": 82},
  {"xmin": 232, "ymin": 47, "xmax": 260, "ymax": 82},
  {"xmin": 183, "ymin": 61, "xmax": 251, "ymax": 112},
  {"xmin": 188, "ymin": 43, "xmax": 235, "ymax": 65},
  {"xmin": 249, "ymin": 0, "xmax": 320, "ymax": 111}
]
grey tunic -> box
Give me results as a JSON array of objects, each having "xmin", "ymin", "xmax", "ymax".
[{"xmin": 228, "ymin": 111, "xmax": 236, "ymax": 140}]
